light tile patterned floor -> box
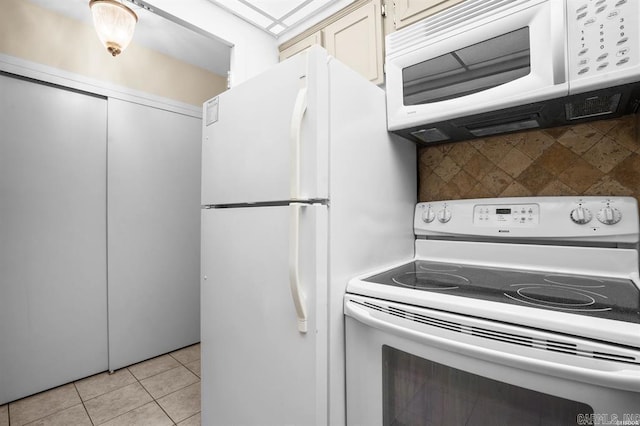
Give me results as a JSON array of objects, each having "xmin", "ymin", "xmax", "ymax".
[{"xmin": 0, "ymin": 344, "xmax": 201, "ymax": 426}]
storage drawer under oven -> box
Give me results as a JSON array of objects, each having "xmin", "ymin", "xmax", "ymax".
[{"xmin": 344, "ymin": 294, "xmax": 640, "ymax": 426}]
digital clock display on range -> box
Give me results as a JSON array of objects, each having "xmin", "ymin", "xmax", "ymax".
[{"xmin": 496, "ymin": 208, "xmax": 511, "ymax": 215}]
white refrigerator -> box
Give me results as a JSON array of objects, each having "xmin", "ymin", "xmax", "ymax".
[{"xmin": 200, "ymin": 46, "xmax": 416, "ymax": 425}]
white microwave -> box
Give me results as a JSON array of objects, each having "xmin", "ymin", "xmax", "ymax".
[{"xmin": 385, "ymin": 0, "xmax": 640, "ymax": 144}]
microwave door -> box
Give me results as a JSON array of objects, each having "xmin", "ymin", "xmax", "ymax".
[{"xmin": 386, "ymin": 0, "xmax": 568, "ymax": 132}]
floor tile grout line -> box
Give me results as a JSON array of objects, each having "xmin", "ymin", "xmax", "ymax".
[
  {"xmin": 74, "ymin": 382, "xmax": 96, "ymax": 426},
  {"xmin": 137, "ymin": 377, "xmax": 177, "ymax": 425}
]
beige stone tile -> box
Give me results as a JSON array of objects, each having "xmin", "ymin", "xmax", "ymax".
[
  {"xmin": 537, "ymin": 180, "xmax": 578, "ymax": 196},
  {"xmin": 557, "ymin": 158, "xmax": 603, "ymax": 193},
  {"xmin": 467, "ymin": 181, "xmax": 495, "ymax": 199},
  {"xmin": 556, "ymin": 125, "xmax": 603, "ymax": 155},
  {"xmin": 101, "ymin": 402, "xmax": 173, "ymax": 426},
  {"xmin": 75, "ymin": 369, "xmax": 137, "ymax": 401},
  {"xmin": 141, "ymin": 365, "xmax": 199, "ymax": 399},
  {"xmin": 0, "ymin": 405, "xmax": 8, "ymax": 426},
  {"xmin": 585, "ymin": 176, "xmax": 634, "ymax": 197},
  {"xmin": 536, "ymin": 143, "xmax": 580, "ymax": 176},
  {"xmin": 582, "ymin": 136, "xmax": 632, "ymax": 173},
  {"xmin": 170, "ymin": 344, "xmax": 201, "ymax": 365},
  {"xmin": 432, "ymin": 156, "xmax": 461, "ymax": 183},
  {"xmin": 9, "ymin": 384, "xmax": 81, "ymax": 426},
  {"xmin": 178, "ymin": 413, "xmax": 201, "ymax": 426},
  {"xmin": 499, "ymin": 181, "xmax": 532, "ymax": 198},
  {"xmin": 447, "ymin": 143, "xmax": 477, "ymax": 167},
  {"xmin": 610, "ymin": 153, "xmax": 640, "ymax": 191},
  {"xmin": 438, "ymin": 181, "xmax": 462, "ymax": 200},
  {"xmin": 497, "ymin": 147, "xmax": 533, "ymax": 178},
  {"xmin": 84, "ymin": 382, "xmax": 152, "ymax": 425},
  {"xmin": 185, "ymin": 359, "xmax": 201, "ymax": 377},
  {"xmin": 25, "ymin": 404, "xmax": 91, "ymax": 426},
  {"xmin": 516, "ymin": 162, "xmax": 555, "ymax": 194},
  {"xmin": 157, "ymin": 382, "xmax": 201, "ymax": 424},
  {"xmin": 477, "ymin": 137, "xmax": 512, "ymax": 164},
  {"xmin": 451, "ymin": 170, "xmax": 478, "ymax": 197},
  {"xmin": 463, "ymin": 152, "xmax": 494, "ymax": 180},
  {"xmin": 419, "ymin": 146, "xmax": 446, "ymax": 170},
  {"xmin": 543, "ymin": 125, "xmax": 571, "ymax": 139},
  {"xmin": 419, "ymin": 172, "xmax": 445, "ymax": 201},
  {"xmin": 590, "ymin": 117, "xmax": 621, "ymax": 134},
  {"xmin": 480, "ymin": 167, "xmax": 512, "ymax": 196},
  {"xmin": 128, "ymin": 354, "xmax": 180, "ymax": 381},
  {"xmin": 515, "ymin": 131, "xmax": 555, "ymax": 159},
  {"xmin": 606, "ymin": 115, "xmax": 640, "ymax": 152}
]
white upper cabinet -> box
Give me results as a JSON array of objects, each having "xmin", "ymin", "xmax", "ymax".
[
  {"xmin": 279, "ymin": 0, "xmax": 384, "ymax": 85},
  {"xmin": 323, "ymin": 1, "xmax": 384, "ymax": 85}
]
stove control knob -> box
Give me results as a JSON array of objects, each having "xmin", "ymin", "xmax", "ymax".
[
  {"xmin": 597, "ymin": 205, "xmax": 622, "ymax": 225},
  {"xmin": 422, "ymin": 206, "xmax": 436, "ymax": 223},
  {"xmin": 570, "ymin": 206, "xmax": 592, "ymax": 224},
  {"xmin": 437, "ymin": 207, "xmax": 452, "ymax": 223}
]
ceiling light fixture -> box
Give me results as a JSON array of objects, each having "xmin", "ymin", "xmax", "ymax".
[{"xmin": 89, "ymin": 0, "xmax": 138, "ymax": 57}]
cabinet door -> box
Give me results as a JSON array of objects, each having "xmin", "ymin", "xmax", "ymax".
[
  {"xmin": 0, "ymin": 74, "xmax": 108, "ymax": 405},
  {"xmin": 279, "ymin": 32, "xmax": 322, "ymax": 61},
  {"xmin": 394, "ymin": 0, "xmax": 465, "ymax": 30},
  {"xmin": 323, "ymin": 0, "xmax": 384, "ymax": 85}
]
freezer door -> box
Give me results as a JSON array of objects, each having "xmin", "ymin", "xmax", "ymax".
[
  {"xmin": 201, "ymin": 205, "xmax": 328, "ymax": 425},
  {"xmin": 201, "ymin": 47, "xmax": 329, "ymax": 205}
]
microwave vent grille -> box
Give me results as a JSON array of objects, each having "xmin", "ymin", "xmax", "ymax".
[
  {"xmin": 411, "ymin": 128, "xmax": 450, "ymax": 143},
  {"xmin": 565, "ymin": 93, "xmax": 622, "ymax": 120},
  {"xmin": 387, "ymin": 0, "xmax": 528, "ymax": 57}
]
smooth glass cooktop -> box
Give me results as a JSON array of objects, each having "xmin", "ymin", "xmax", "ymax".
[{"xmin": 364, "ymin": 260, "xmax": 640, "ymax": 323}]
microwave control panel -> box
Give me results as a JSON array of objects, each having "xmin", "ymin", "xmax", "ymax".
[{"xmin": 568, "ymin": 0, "xmax": 638, "ymax": 81}]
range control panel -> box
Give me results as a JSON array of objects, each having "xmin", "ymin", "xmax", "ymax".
[
  {"xmin": 415, "ymin": 196, "xmax": 639, "ymax": 244},
  {"xmin": 473, "ymin": 203, "xmax": 540, "ymax": 227}
]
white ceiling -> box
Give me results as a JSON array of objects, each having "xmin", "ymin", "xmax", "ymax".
[
  {"xmin": 26, "ymin": 0, "xmax": 232, "ymax": 76},
  {"xmin": 207, "ymin": 0, "xmax": 342, "ymax": 36},
  {"xmin": 26, "ymin": 0, "xmax": 354, "ymax": 77}
]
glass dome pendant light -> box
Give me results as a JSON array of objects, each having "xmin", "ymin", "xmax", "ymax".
[{"xmin": 89, "ymin": 0, "xmax": 138, "ymax": 57}]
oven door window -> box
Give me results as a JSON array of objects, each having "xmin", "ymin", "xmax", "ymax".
[
  {"xmin": 402, "ymin": 27, "xmax": 531, "ymax": 106},
  {"xmin": 382, "ymin": 345, "xmax": 593, "ymax": 425}
]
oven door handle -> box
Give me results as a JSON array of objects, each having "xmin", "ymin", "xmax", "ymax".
[{"xmin": 345, "ymin": 300, "xmax": 640, "ymax": 392}]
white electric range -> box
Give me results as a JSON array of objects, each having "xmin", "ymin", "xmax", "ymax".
[{"xmin": 345, "ymin": 196, "xmax": 640, "ymax": 425}]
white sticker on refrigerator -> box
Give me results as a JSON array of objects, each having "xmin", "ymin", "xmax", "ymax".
[{"xmin": 206, "ymin": 97, "xmax": 219, "ymax": 126}]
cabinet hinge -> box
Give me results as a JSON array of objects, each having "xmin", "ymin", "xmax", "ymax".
[{"xmin": 381, "ymin": 2, "xmax": 387, "ymax": 17}]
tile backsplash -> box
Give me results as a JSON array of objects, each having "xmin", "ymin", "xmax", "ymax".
[{"xmin": 418, "ymin": 114, "xmax": 640, "ymax": 205}]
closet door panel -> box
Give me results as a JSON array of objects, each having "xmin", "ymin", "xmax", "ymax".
[
  {"xmin": 107, "ymin": 99, "xmax": 201, "ymax": 370},
  {"xmin": 0, "ymin": 74, "xmax": 108, "ymax": 404}
]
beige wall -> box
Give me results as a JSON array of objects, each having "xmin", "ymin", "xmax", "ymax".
[
  {"xmin": 0, "ymin": 0, "xmax": 227, "ymax": 106},
  {"xmin": 418, "ymin": 114, "xmax": 640, "ymax": 206}
]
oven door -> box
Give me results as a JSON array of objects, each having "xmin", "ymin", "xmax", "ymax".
[
  {"xmin": 345, "ymin": 294, "xmax": 640, "ymax": 426},
  {"xmin": 385, "ymin": 0, "xmax": 568, "ymax": 133}
]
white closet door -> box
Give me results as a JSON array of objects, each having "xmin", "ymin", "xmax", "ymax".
[
  {"xmin": 0, "ymin": 74, "xmax": 108, "ymax": 405},
  {"xmin": 107, "ymin": 99, "xmax": 201, "ymax": 371}
]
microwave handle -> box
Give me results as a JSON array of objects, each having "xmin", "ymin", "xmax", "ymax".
[
  {"xmin": 345, "ymin": 299, "xmax": 640, "ymax": 392},
  {"xmin": 551, "ymin": 0, "xmax": 567, "ymax": 85}
]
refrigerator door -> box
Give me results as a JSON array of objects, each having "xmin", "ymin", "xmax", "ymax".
[
  {"xmin": 201, "ymin": 204, "xmax": 328, "ymax": 426},
  {"xmin": 201, "ymin": 47, "xmax": 329, "ymax": 205}
]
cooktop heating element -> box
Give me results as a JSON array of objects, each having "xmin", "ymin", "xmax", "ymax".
[{"xmin": 365, "ymin": 260, "xmax": 640, "ymax": 322}]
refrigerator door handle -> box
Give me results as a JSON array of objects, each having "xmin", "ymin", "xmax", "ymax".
[
  {"xmin": 290, "ymin": 86, "xmax": 308, "ymax": 200},
  {"xmin": 289, "ymin": 203, "xmax": 308, "ymax": 333}
]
